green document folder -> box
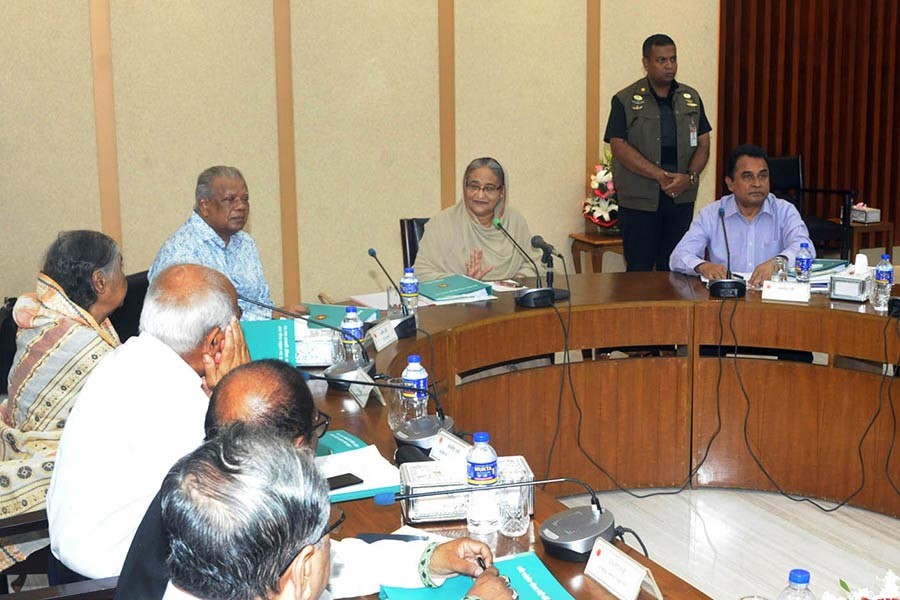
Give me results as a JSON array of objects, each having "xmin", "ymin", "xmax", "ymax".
[
  {"xmin": 379, "ymin": 552, "xmax": 573, "ymax": 600},
  {"xmin": 301, "ymin": 303, "xmax": 380, "ymax": 330},
  {"xmin": 419, "ymin": 274, "xmax": 492, "ymax": 301},
  {"xmin": 316, "ymin": 430, "xmax": 367, "ymax": 456},
  {"xmin": 240, "ymin": 319, "xmax": 295, "ymax": 364}
]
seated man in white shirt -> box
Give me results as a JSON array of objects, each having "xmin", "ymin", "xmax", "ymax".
[
  {"xmin": 160, "ymin": 423, "xmax": 515, "ymax": 600},
  {"xmin": 47, "ymin": 264, "xmax": 249, "ymax": 580}
]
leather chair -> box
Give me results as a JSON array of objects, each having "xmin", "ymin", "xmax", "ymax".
[
  {"xmin": 0, "ymin": 509, "xmax": 49, "ymax": 594},
  {"xmin": 107, "ymin": 271, "xmax": 149, "ymax": 343},
  {"xmin": 1, "ymin": 297, "xmax": 18, "ymax": 396},
  {"xmin": 399, "ymin": 218, "xmax": 429, "ymax": 269},
  {"xmin": 768, "ymin": 156, "xmax": 856, "ymax": 260},
  {"xmin": 1, "ymin": 577, "xmax": 117, "ymax": 599}
]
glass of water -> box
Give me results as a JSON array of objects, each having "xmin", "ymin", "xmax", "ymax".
[{"xmin": 498, "ymin": 469, "xmax": 530, "ymax": 538}]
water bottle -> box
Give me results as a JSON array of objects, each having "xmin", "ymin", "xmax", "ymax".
[
  {"xmin": 399, "ymin": 267, "xmax": 419, "ymax": 319},
  {"xmin": 795, "ymin": 243, "xmax": 813, "ymax": 283},
  {"xmin": 873, "ymin": 253, "xmax": 893, "ymax": 312},
  {"xmin": 466, "ymin": 431, "xmax": 499, "ymax": 535},
  {"xmin": 340, "ymin": 307, "xmax": 364, "ymax": 363},
  {"xmin": 776, "ymin": 569, "xmax": 816, "ymax": 600},
  {"xmin": 400, "ymin": 355, "xmax": 429, "ymax": 405}
]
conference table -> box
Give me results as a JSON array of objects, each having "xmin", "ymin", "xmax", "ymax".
[
  {"xmin": 316, "ymin": 271, "xmax": 899, "ymax": 598},
  {"xmin": 315, "ymin": 371, "xmax": 710, "ymax": 599},
  {"xmin": 359, "ymin": 271, "xmax": 900, "ymax": 514}
]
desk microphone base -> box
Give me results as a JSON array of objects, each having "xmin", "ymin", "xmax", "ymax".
[
  {"xmin": 515, "ymin": 287, "xmax": 555, "ymax": 308},
  {"xmin": 539, "ymin": 506, "xmax": 616, "ymax": 562},
  {"xmin": 709, "ymin": 278, "xmax": 747, "ymax": 299},
  {"xmin": 322, "ymin": 359, "xmax": 377, "ymax": 391}
]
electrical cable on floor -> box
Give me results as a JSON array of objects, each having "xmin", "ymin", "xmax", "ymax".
[{"xmin": 730, "ymin": 302, "xmax": 889, "ymax": 512}]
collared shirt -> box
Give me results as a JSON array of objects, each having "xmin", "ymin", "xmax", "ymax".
[
  {"xmin": 149, "ymin": 213, "xmax": 273, "ymax": 320},
  {"xmin": 47, "ymin": 333, "xmax": 208, "ymax": 579},
  {"xmin": 669, "ymin": 193, "xmax": 814, "ymax": 275}
]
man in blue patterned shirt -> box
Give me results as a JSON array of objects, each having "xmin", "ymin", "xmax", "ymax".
[{"xmin": 150, "ymin": 166, "xmax": 277, "ymax": 321}]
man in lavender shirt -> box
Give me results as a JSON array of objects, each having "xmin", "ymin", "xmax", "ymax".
[{"xmin": 669, "ymin": 144, "xmax": 814, "ymax": 287}]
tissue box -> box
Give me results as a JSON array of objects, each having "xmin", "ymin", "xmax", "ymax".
[
  {"xmin": 851, "ymin": 206, "xmax": 881, "ymax": 223},
  {"xmin": 399, "ymin": 456, "xmax": 534, "ymax": 524}
]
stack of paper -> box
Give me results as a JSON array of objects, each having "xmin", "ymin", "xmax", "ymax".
[
  {"xmin": 315, "ymin": 444, "xmax": 400, "ymax": 503},
  {"xmin": 419, "ymin": 275, "xmax": 497, "ymax": 305}
]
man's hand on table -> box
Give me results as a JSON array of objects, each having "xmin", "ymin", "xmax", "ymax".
[
  {"xmin": 695, "ymin": 261, "xmax": 729, "ymax": 281},
  {"xmin": 201, "ymin": 317, "xmax": 250, "ymax": 392},
  {"xmin": 466, "ymin": 567, "xmax": 517, "ymax": 600},
  {"xmin": 749, "ymin": 258, "xmax": 777, "ymax": 287},
  {"xmin": 429, "ymin": 538, "xmax": 494, "ymax": 580}
]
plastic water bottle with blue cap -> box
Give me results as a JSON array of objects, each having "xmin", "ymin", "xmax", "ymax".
[
  {"xmin": 776, "ymin": 569, "xmax": 816, "ymax": 600},
  {"xmin": 466, "ymin": 431, "xmax": 499, "ymax": 535},
  {"xmin": 795, "ymin": 243, "xmax": 813, "ymax": 283},
  {"xmin": 339, "ymin": 306, "xmax": 364, "ymax": 363},
  {"xmin": 399, "ymin": 267, "xmax": 419, "ymax": 319}
]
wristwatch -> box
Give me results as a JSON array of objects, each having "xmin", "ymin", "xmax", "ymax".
[{"xmin": 688, "ymin": 171, "xmax": 698, "ymax": 186}]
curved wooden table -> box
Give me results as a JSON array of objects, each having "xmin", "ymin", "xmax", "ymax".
[{"xmin": 370, "ymin": 272, "xmax": 900, "ymax": 517}]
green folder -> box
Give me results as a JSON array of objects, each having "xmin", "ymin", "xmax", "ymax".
[
  {"xmin": 379, "ymin": 552, "xmax": 573, "ymax": 599},
  {"xmin": 316, "ymin": 430, "xmax": 368, "ymax": 456},
  {"xmin": 419, "ymin": 274, "xmax": 492, "ymax": 301},
  {"xmin": 301, "ymin": 303, "xmax": 380, "ymax": 330},
  {"xmin": 240, "ymin": 319, "xmax": 295, "ymax": 364}
]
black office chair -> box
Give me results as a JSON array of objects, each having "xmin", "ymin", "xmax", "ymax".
[
  {"xmin": 0, "ymin": 509, "xmax": 49, "ymax": 594},
  {"xmin": 107, "ymin": 271, "xmax": 149, "ymax": 343},
  {"xmin": 1, "ymin": 297, "xmax": 19, "ymax": 397},
  {"xmin": 767, "ymin": 156, "xmax": 856, "ymax": 260},
  {"xmin": 2, "ymin": 577, "xmax": 117, "ymax": 599},
  {"xmin": 399, "ymin": 218, "xmax": 429, "ymax": 269}
]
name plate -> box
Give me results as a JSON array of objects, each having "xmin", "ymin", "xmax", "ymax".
[
  {"xmin": 368, "ymin": 319, "xmax": 399, "ymax": 351},
  {"xmin": 584, "ymin": 537, "xmax": 662, "ymax": 600},
  {"xmin": 429, "ymin": 429, "xmax": 471, "ymax": 464},
  {"xmin": 761, "ymin": 280, "xmax": 810, "ymax": 303}
]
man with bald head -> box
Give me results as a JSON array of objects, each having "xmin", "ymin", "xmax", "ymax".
[
  {"xmin": 47, "ymin": 264, "xmax": 250, "ymax": 580},
  {"xmin": 116, "ymin": 361, "xmax": 513, "ymax": 600}
]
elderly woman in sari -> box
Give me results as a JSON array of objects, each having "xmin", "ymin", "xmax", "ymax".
[
  {"xmin": 1, "ymin": 231, "xmax": 126, "ymax": 526},
  {"xmin": 414, "ymin": 157, "xmax": 544, "ymax": 282}
]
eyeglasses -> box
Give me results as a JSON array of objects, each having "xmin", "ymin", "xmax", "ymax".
[
  {"xmin": 317, "ymin": 507, "xmax": 346, "ymax": 544},
  {"xmin": 465, "ymin": 182, "xmax": 501, "ymax": 195},
  {"xmin": 279, "ymin": 507, "xmax": 346, "ymax": 576},
  {"xmin": 312, "ymin": 411, "xmax": 331, "ymax": 439}
]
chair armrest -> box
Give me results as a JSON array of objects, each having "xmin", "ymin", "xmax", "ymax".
[
  {"xmin": 0, "ymin": 509, "xmax": 48, "ymax": 537},
  {"xmin": 3, "ymin": 576, "xmax": 118, "ymax": 600}
]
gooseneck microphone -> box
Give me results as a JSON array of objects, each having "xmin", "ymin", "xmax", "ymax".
[
  {"xmin": 492, "ymin": 218, "xmax": 555, "ymax": 308},
  {"xmin": 374, "ymin": 476, "xmax": 616, "ymax": 562},
  {"xmin": 530, "ymin": 235, "xmax": 563, "ymax": 259},
  {"xmin": 492, "ymin": 218, "xmax": 543, "ymax": 288},
  {"xmin": 236, "ymin": 294, "xmax": 375, "ymax": 385},
  {"xmin": 708, "ymin": 206, "xmax": 747, "ymax": 298},
  {"xmin": 366, "ymin": 248, "xmax": 417, "ymax": 339},
  {"xmin": 367, "ymin": 248, "xmax": 407, "ymax": 316}
]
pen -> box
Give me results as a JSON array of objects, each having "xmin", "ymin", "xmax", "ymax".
[{"xmin": 477, "ymin": 556, "xmax": 487, "ymax": 572}]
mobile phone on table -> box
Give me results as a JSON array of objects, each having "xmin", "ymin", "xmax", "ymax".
[{"xmin": 327, "ymin": 473, "xmax": 363, "ymax": 491}]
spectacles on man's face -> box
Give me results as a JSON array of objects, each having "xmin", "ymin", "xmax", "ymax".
[
  {"xmin": 312, "ymin": 411, "xmax": 331, "ymax": 439},
  {"xmin": 465, "ymin": 182, "xmax": 501, "ymax": 195},
  {"xmin": 279, "ymin": 507, "xmax": 345, "ymax": 576}
]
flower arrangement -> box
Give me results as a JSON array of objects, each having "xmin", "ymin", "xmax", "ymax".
[
  {"xmin": 821, "ymin": 570, "xmax": 900, "ymax": 600},
  {"xmin": 583, "ymin": 146, "xmax": 619, "ymax": 228}
]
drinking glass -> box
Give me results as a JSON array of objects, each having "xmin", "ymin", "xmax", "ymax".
[{"xmin": 498, "ymin": 468, "xmax": 530, "ymax": 538}]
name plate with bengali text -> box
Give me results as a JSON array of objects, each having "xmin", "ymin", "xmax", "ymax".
[
  {"xmin": 584, "ymin": 537, "xmax": 662, "ymax": 600},
  {"xmin": 761, "ymin": 280, "xmax": 810, "ymax": 303}
]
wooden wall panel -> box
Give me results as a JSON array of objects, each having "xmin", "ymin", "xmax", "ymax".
[{"xmin": 717, "ymin": 0, "xmax": 899, "ymax": 241}]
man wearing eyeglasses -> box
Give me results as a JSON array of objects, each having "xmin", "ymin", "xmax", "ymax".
[
  {"xmin": 159, "ymin": 424, "xmax": 514, "ymax": 600},
  {"xmin": 149, "ymin": 165, "xmax": 306, "ymax": 321},
  {"xmin": 116, "ymin": 360, "xmax": 515, "ymax": 600}
]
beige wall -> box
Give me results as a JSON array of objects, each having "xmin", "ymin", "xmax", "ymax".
[
  {"xmin": 1, "ymin": 2, "xmax": 101, "ymax": 296},
  {"xmin": 1, "ymin": 1, "xmax": 720, "ymax": 302},
  {"xmin": 293, "ymin": 1, "xmax": 440, "ymax": 302}
]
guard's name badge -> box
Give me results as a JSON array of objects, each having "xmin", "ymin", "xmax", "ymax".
[{"xmin": 690, "ymin": 124, "xmax": 698, "ymax": 147}]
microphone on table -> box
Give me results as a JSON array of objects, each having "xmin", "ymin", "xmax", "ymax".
[
  {"xmin": 236, "ymin": 295, "xmax": 375, "ymax": 387},
  {"xmin": 366, "ymin": 248, "xmax": 417, "ymax": 339},
  {"xmin": 708, "ymin": 207, "xmax": 747, "ymax": 298},
  {"xmin": 298, "ymin": 370, "xmax": 453, "ymax": 458},
  {"xmin": 374, "ymin": 476, "xmax": 616, "ymax": 563},
  {"xmin": 531, "ymin": 235, "xmax": 570, "ymax": 302},
  {"xmin": 492, "ymin": 218, "xmax": 555, "ymax": 308}
]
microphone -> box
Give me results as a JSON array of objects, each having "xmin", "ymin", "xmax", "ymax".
[
  {"xmin": 530, "ymin": 235, "xmax": 563, "ymax": 259},
  {"xmin": 366, "ymin": 248, "xmax": 416, "ymax": 339},
  {"xmin": 530, "ymin": 235, "xmax": 571, "ymax": 302},
  {"xmin": 492, "ymin": 218, "xmax": 555, "ymax": 308},
  {"xmin": 299, "ymin": 369, "xmax": 453, "ymax": 452},
  {"xmin": 236, "ymin": 295, "xmax": 375, "ymax": 385},
  {"xmin": 374, "ymin": 476, "xmax": 616, "ymax": 562},
  {"xmin": 708, "ymin": 206, "xmax": 747, "ymax": 298}
]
